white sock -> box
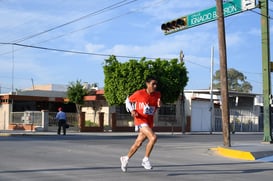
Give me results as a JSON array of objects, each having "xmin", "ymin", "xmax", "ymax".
[{"xmin": 143, "ymin": 156, "xmax": 149, "ymax": 161}]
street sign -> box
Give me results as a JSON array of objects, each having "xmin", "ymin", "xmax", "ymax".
[
  {"xmin": 187, "ymin": 0, "xmax": 255, "ymax": 28},
  {"xmin": 161, "ymin": 0, "xmax": 256, "ymax": 35}
]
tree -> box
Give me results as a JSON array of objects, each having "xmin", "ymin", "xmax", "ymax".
[
  {"xmin": 213, "ymin": 68, "xmax": 252, "ymax": 93},
  {"xmin": 66, "ymin": 80, "xmax": 88, "ymax": 114},
  {"xmin": 103, "ymin": 55, "xmax": 188, "ymax": 105}
]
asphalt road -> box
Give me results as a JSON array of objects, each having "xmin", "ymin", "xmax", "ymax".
[{"xmin": 0, "ymin": 132, "xmax": 272, "ymax": 181}]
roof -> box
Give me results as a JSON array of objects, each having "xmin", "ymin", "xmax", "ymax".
[{"xmin": 184, "ymin": 89, "xmax": 260, "ymax": 97}]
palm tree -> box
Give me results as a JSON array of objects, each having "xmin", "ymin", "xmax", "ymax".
[{"xmin": 67, "ymin": 80, "xmax": 88, "ymax": 117}]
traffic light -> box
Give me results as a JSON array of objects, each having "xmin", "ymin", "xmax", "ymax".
[{"xmin": 161, "ymin": 17, "xmax": 187, "ymax": 35}]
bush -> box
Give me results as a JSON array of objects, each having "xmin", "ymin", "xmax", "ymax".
[{"xmin": 85, "ymin": 120, "xmax": 99, "ymax": 127}]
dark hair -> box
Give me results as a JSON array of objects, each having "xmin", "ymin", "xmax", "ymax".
[{"xmin": 145, "ymin": 76, "xmax": 157, "ymax": 83}]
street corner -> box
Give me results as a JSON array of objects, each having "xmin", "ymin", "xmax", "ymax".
[
  {"xmin": 257, "ymin": 155, "xmax": 273, "ymax": 162},
  {"xmin": 209, "ymin": 146, "xmax": 256, "ymax": 161}
]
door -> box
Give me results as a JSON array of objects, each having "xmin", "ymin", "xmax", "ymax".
[{"xmin": 191, "ymin": 100, "xmax": 211, "ymax": 131}]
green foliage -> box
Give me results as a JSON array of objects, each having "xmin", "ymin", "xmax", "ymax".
[
  {"xmin": 213, "ymin": 68, "xmax": 253, "ymax": 93},
  {"xmin": 67, "ymin": 80, "xmax": 88, "ymax": 113},
  {"xmin": 103, "ymin": 55, "xmax": 188, "ymax": 105},
  {"xmin": 85, "ymin": 120, "xmax": 99, "ymax": 127}
]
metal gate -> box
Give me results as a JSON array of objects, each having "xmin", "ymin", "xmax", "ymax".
[
  {"xmin": 48, "ymin": 112, "xmax": 79, "ymax": 132},
  {"xmin": 214, "ymin": 108, "xmax": 259, "ymax": 132}
]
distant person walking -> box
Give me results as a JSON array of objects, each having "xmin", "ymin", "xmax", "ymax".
[
  {"xmin": 120, "ymin": 76, "xmax": 161, "ymax": 172},
  {"xmin": 55, "ymin": 107, "xmax": 67, "ymax": 135}
]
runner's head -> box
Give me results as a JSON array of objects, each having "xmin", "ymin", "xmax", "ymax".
[{"xmin": 145, "ymin": 76, "xmax": 158, "ymax": 93}]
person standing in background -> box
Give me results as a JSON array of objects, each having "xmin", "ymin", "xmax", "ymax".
[{"xmin": 55, "ymin": 107, "xmax": 67, "ymax": 135}]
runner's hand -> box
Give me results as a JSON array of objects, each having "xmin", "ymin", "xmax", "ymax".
[
  {"xmin": 131, "ymin": 110, "xmax": 138, "ymax": 117},
  {"xmin": 157, "ymin": 98, "xmax": 161, "ymax": 107}
]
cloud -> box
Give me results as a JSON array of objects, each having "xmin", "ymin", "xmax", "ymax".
[
  {"xmin": 140, "ymin": 0, "xmax": 214, "ymax": 21},
  {"xmin": 85, "ymin": 43, "xmax": 105, "ymax": 53},
  {"xmin": 0, "ymin": 0, "xmax": 269, "ymax": 94}
]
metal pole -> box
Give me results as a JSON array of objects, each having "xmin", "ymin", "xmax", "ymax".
[
  {"xmin": 216, "ymin": 0, "xmax": 230, "ymax": 147},
  {"xmin": 260, "ymin": 0, "xmax": 272, "ymax": 143},
  {"xmin": 210, "ymin": 46, "xmax": 215, "ymax": 134},
  {"xmin": 180, "ymin": 50, "xmax": 186, "ymax": 134},
  {"xmin": 12, "ymin": 45, "xmax": 14, "ymax": 93}
]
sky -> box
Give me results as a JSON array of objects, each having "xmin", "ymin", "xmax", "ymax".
[{"xmin": 0, "ymin": 0, "xmax": 272, "ymax": 94}]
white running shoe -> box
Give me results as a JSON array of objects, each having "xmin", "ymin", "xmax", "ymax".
[
  {"xmin": 142, "ymin": 158, "xmax": 152, "ymax": 170},
  {"xmin": 120, "ymin": 156, "xmax": 128, "ymax": 172}
]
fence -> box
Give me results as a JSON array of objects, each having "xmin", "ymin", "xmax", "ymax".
[
  {"xmin": 214, "ymin": 108, "xmax": 260, "ymax": 132},
  {"xmin": 48, "ymin": 112, "xmax": 79, "ymax": 131},
  {"xmin": 10, "ymin": 111, "xmax": 42, "ymax": 126},
  {"xmin": 9, "ymin": 111, "xmax": 44, "ymax": 131},
  {"xmin": 9, "ymin": 108, "xmax": 265, "ymax": 132},
  {"xmin": 157, "ymin": 114, "xmax": 177, "ymax": 126},
  {"xmin": 48, "ymin": 112, "xmax": 109, "ymax": 132},
  {"xmin": 9, "ymin": 111, "xmax": 180, "ymax": 132},
  {"xmin": 114, "ymin": 113, "xmax": 134, "ymax": 127}
]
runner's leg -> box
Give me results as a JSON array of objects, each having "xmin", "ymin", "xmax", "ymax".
[
  {"xmin": 127, "ymin": 131, "xmax": 147, "ymax": 158},
  {"xmin": 139, "ymin": 126, "xmax": 157, "ymax": 158},
  {"xmin": 57, "ymin": 121, "xmax": 61, "ymax": 135}
]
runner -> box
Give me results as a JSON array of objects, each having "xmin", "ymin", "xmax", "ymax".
[{"xmin": 120, "ymin": 76, "xmax": 161, "ymax": 172}]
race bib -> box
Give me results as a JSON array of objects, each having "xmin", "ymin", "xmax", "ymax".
[{"xmin": 143, "ymin": 105, "xmax": 155, "ymax": 115}]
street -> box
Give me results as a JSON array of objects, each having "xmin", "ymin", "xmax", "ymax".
[{"xmin": 0, "ymin": 132, "xmax": 272, "ymax": 181}]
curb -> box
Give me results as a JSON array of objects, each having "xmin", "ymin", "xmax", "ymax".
[
  {"xmin": 0, "ymin": 133, "xmax": 12, "ymax": 137},
  {"xmin": 211, "ymin": 146, "xmax": 273, "ymax": 161},
  {"xmin": 0, "ymin": 132, "xmax": 56, "ymax": 137},
  {"xmin": 211, "ymin": 147, "xmax": 255, "ymax": 160},
  {"xmin": 0, "ymin": 133, "xmax": 37, "ymax": 137}
]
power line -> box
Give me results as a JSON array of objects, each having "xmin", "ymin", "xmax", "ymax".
[
  {"xmin": 250, "ymin": 9, "xmax": 273, "ymax": 20},
  {"xmin": 38, "ymin": 9, "xmax": 136, "ymax": 45},
  {"xmin": 184, "ymin": 58, "xmax": 211, "ymax": 70},
  {"xmin": 0, "ymin": 42, "xmax": 164, "ymax": 60},
  {"xmin": 11, "ymin": 0, "xmax": 139, "ymax": 43},
  {"xmin": 0, "ymin": 0, "xmax": 138, "ymax": 55},
  {"xmin": 0, "ymin": 0, "xmax": 167, "ymax": 57},
  {"xmin": 224, "ymin": 0, "xmax": 273, "ymax": 20}
]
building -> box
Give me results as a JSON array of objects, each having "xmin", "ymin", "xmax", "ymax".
[
  {"xmin": 0, "ymin": 84, "xmax": 264, "ymax": 132},
  {"xmin": 0, "ymin": 84, "xmax": 75, "ymax": 130},
  {"xmin": 184, "ymin": 89, "xmax": 262, "ymax": 132}
]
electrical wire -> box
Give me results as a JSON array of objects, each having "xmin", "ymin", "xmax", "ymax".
[
  {"xmin": 0, "ymin": 0, "xmax": 167, "ymax": 57},
  {"xmin": 0, "ymin": 0, "xmax": 139, "ymax": 55},
  {"xmin": 184, "ymin": 58, "xmax": 211, "ymax": 70},
  {"xmin": 11, "ymin": 0, "xmax": 138, "ymax": 43},
  {"xmin": 226, "ymin": 0, "xmax": 273, "ymax": 20},
  {"xmin": 0, "ymin": 42, "xmax": 165, "ymax": 60}
]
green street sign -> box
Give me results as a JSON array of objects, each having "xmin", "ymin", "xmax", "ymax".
[
  {"xmin": 161, "ymin": 0, "xmax": 256, "ymax": 35},
  {"xmin": 188, "ymin": 0, "xmax": 241, "ymax": 27}
]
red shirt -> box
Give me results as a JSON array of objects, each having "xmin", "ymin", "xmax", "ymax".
[{"xmin": 129, "ymin": 89, "xmax": 161, "ymax": 128}]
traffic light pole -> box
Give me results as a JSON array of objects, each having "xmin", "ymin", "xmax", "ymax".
[
  {"xmin": 216, "ymin": 0, "xmax": 231, "ymax": 147},
  {"xmin": 260, "ymin": 0, "xmax": 273, "ymax": 143},
  {"xmin": 161, "ymin": 1, "xmax": 260, "ymax": 146}
]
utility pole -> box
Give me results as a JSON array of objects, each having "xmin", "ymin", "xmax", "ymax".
[
  {"xmin": 260, "ymin": 0, "xmax": 272, "ymax": 143},
  {"xmin": 180, "ymin": 50, "xmax": 186, "ymax": 134},
  {"xmin": 216, "ymin": 0, "xmax": 230, "ymax": 147}
]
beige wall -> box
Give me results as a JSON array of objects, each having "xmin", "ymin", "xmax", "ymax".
[
  {"xmin": 0, "ymin": 103, "xmax": 11, "ymax": 130},
  {"xmin": 82, "ymin": 106, "xmax": 110, "ymax": 126}
]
